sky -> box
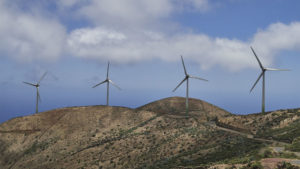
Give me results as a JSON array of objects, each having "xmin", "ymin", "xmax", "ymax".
[{"xmin": 1, "ymin": 0, "xmax": 300, "ymax": 123}]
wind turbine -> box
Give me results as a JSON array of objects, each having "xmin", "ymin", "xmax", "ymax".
[
  {"xmin": 172, "ymin": 56, "xmax": 208, "ymax": 116},
  {"xmin": 250, "ymin": 46, "xmax": 289, "ymax": 113},
  {"xmin": 23, "ymin": 72, "xmax": 47, "ymax": 114},
  {"xmin": 92, "ymin": 62, "xmax": 121, "ymax": 106}
]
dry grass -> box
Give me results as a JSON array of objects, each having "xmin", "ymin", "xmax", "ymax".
[{"xmin": 0, "ymin": 97, "xmax": 299, "ymax": 169}]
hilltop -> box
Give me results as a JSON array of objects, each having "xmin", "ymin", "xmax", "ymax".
[
  {"xmin": 137, "ymin": 97, "xmax": 230, "ymax": 118},
  {"xmin": 0, "ymin": 97, "xmax": 300, "ymax": 169}
]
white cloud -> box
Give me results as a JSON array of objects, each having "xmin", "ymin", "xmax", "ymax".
[
  {"xmin": 67, "ymin": 27, "xmax": 128, "ymax": 60},
  {"xmin": 68, "ymin": 27, "xmax": 126, "ymax": 46},
  {"xmin": 191, "ymin": 0, "xmax": 210, "ymax": 11},
  {"xmin": 78, "ymin": 0, "xmax": 173, "ymax": 28},
  {"xmin": 67, "ymin": 22, "xmax": 300, "ymax": 71},
  {"xmin": 61, "ymin": 0, "xmax": 295, "ymax": 71},
  {"xmin": 1, "ymin": 0, "xmax": 300, "ymax": 72},
  {"xmin": 66, "ymin": 27, "xmax": 252, "ymax": 71},
  {"xmin": 56, "ymin": 0, "xmax": 83, "ymax": 7},
  {"xmin": 54, "ymin": 0, "xmax": 210, "ymax": 29},
  {"xmin": 0, "ymin": 0, "xmax": 214, "ymax": 64},
  {"xmin": 173, "ymin": 0, "xmax": 210, "ymax": 12},
  {"xmin": 0, "ymin": 2, "xmax": 66, "ymax": 63},
  {"xmin": 251, "ymin": 22, "xmax": 300, "ymax": 62}
]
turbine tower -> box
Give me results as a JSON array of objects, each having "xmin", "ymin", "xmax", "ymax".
[
  {"xmin": 250, "ymin": 46, "xmax": 289, "ymax": 113},
  {"xmin": 92, "ymin": 62, "xmax": 121, "ymax": 106},
  {"xmin": 23, "ymin": 72, "xmax": 47, "ymax": 114},
  {"xmin": 172, "ymin": 56, "xmax": 208, "ymax": 116}
]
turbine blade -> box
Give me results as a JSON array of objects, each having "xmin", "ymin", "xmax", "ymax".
[
  {"xmin": 109, "ymin": 80, "xmax": 121, "ymax": 90},
  {"xmin": 181, "ymin": 55, "xmax": 188, "ymax": 76},
  {"xmin": 107, "ymin": 61, "xmax": 110, "ymax": 79},
  {"xmin": 266, "ymin": 68, "xmax": 290, "ymax": 71},
  {"xmin": 23, "ymin": 81, "xmax": 36, "ymax": 87},
  {"xmin": 92, "ymin": 80, "xmax": 107, "ymax": 88},
  {"xmin": 38, "ymin": 72, "xmax": 47, "ymax": 84},
  {"xmin": 190, "ymin": 76, "xmax": 208, "ymax": 82},
  {"xmin": 250, "ymin": 47, "xmax": 264, "ymax": 70},
  {"xmin": 250, "ymin": 72, "xmax": 264, "ymax": 92},
  {"xmin": 172, "ymin": 77, "xmax": 187, "ymax": 92}
]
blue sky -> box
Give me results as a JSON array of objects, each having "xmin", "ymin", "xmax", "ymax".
[{"xmin": 1, "ymin": 0, "xmax": 300, "ymax": 123}]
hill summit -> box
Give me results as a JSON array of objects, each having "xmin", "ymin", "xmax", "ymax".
[
  {"xmin": 1, "ymin": 97, "xmax": 300, "ymax": 169},
  {"xmin": 138, "ymin": 96, "xmax": 230, "ymax": 117}
]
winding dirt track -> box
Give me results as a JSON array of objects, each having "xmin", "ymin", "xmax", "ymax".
[{"xmin": 207, "ymin": 122, "xmax": 289, "ymax": 145}]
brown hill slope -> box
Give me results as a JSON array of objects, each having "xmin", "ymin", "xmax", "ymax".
[
  {"xmin": 0, "ymin": 97, "xmax": 298, "ymax": 169},
  {"xmin": 217, "ymin": 108, "xmax": 300, "ymax": 143},
  {"xmin": 137, "ymin": 97, "xmax": 231, "ymax": 120},
  {"xmin": 0, "ymin": 106, "xmax": 156, "ymax": 168}
]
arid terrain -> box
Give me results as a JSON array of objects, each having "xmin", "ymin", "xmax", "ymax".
[{"xmin": 0, "ymin": 97, "xmax": 300, "ymax": 169}]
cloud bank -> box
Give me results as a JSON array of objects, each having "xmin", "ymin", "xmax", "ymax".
[
  {"xmin": 67, "ymin": 22, "xmax": 300, "ymax": 71},
  {"xmin": 0, "ymin": 1, "xmax": 66, "ymax": 62},
  {"xmin": 1, "ymin": 0, "xmax": 300, "ymax": 71}
]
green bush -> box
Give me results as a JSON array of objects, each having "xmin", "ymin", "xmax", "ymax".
[
  {"xmin": 263, "ymin": 149, "xmax": 272, "ymax": 158},
  {"xmin": 277, "ymin": 161, "xmax": 300, "ymax": 169},
  {"xmin": 279, "ymin": 152, "xmax": 297, "ymax": 159},
  {"xmin": 257, "ymin": 119, "xmax": 300, "ymax": 143},
  {"xmin": 241, "ymin": 161, "xmax": 263, "ymax": 169},
  {"xmin": 286, "ymin": 137, "xmax": 300, "ymax": 152}
]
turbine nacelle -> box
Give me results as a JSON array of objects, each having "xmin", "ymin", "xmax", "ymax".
[
  {"xmin": 250, "ymin": 47, "xmax": 289, "ymax": 93},
  {"xmin": 92, "ymin": 62, "xmax": 121, "ymax": 106},
  {"xmin": 173, "ymin": 56, "xmax": 208, "ymax": 92},
  {"xmin": 250, "ymin": 46, "xmax": 289, "ymax": 113},
  {"xmin": 172, "ymin": 55, "xmax": 208, "ymax": 115},
  {"xmin": 23, "ymin": 72, "xmax": 47, "ymax": 113}
]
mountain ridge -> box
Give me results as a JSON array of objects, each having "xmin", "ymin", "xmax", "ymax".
[{"xmin": 0, "ymin": 97, "xmax": 299, "ymax": 169}]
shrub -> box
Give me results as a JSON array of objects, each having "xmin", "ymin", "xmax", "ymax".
[
  {"xmin": 263, "ymin": 149, "xmax": 272, "ymax": 158},
  {"xmin": 241, "ymin": 161, "xmax": 263, "ymax": 169},
  {"xmin": 279, "ymin": 152, "xmax": 297, "ymax": 159},
  {"xmin": 286, "ymin": 137, "xmax": 300, "ymax": 152},
  {"xmin": 277, "ymin": 161, "xmax": 300, "ymax": 169}
]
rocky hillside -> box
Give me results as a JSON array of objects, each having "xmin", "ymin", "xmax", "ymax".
[
  {"xmin": 137, "ymin": 97, "xmax": 231, "ymax": 119},
  {"xmin": 0, "ymin": 97, "xmax": 299, "ymax": 169},
  {"xmin": 217, "ymin": 108, "xmax": 300, "ymax": 143}
]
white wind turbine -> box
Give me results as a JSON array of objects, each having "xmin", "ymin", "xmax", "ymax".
[
  {"xmin": 92, "ymin": 62, "xmax": 121, "ymax": 106},
  {"xmin": 250, "ymin": 46, "xmax": 289, "ymax": 113},
  {"xmin": 172, "ymin": 56, "xmax": 208, "ymax": 115},
  {"xmin": 23, "ymin": 72, "xmax": 47, "ymax": 114}
]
